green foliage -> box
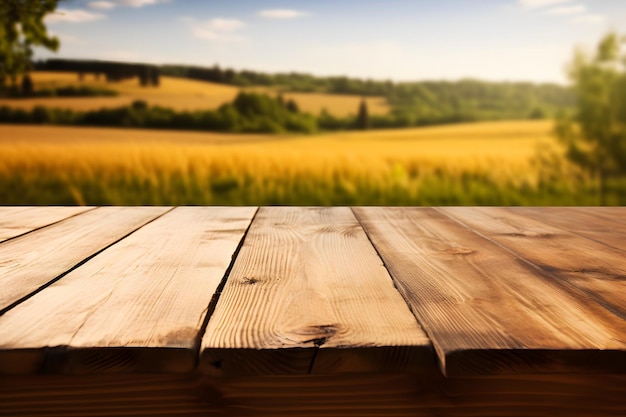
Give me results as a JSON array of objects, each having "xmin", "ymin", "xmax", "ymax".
[
  {"xmin": 159, "ymin": 62, "xmax": 574, "ymax": 122},
  {"xmin": 131, "ymin": 99, "xmax": 149, "ymax": 111},
  {"xmin": 555, "ymin": 32, "xmax": 626, "ymax": 204},
  {"xmin": 5, "ymin": 85, "xmax": 119, "ymax": 98},
  {"xmin": 0, "ymin": 91, "xmax": 319, "ymax": 134},
  {"xmin": 21, "ymin": 73, "xmax": 33, "ymax": 95},
  {"xmin": 285, "ymin": 98, "xmax": 299, "ymax": 113},
  {"xmin": 0, "ymin": 0, "xmax": 59, "ymax": 89},
  {"xmin": 356, "ymin": 99, "xmax": 369, "ymax": 129},
  {"xmin": 33, "ymin": 58, "xmax": 575, "ymax": 125}
]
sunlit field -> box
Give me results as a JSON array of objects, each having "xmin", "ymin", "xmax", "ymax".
[
  {"xmin": 0, "ymin": 71, "xmax": 390, "ymax": 117},
  {"xmin": 0, "ymin": 120, "xmax": 602, "ymax": 206}
]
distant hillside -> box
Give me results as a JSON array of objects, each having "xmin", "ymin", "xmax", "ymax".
[
  {"xmin": 31, "ymin": 59, "xmax": 575, "ymax": 127},
  {"xmin": 159, "ymin": 62, "xmax": 575, "ymax": 123}
]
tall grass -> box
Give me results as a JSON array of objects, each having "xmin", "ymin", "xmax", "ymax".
[{"xmin": 0, "ymin": 121, "xmax": 614, "ymax": 206}]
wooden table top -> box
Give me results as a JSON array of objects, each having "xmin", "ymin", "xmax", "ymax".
[{"xmin": 0, "ymin": 206, "xmax": 624, "ymax": 378}]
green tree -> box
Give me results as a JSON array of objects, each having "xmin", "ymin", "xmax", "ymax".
[
  {"xmin": 285, "ymin": 98, "xmax": 299, "ymax": 113},
  {"xmin": 21, "ymin": 72, "xmax": 33, "ymax": 95},
  {"xmin": 555, "ymin": 32, "xmax": 626, "ymax": 205},
  {"xmin": 0, "ymin": 0, "xmax": 59, "ymax": 92},
  {"xmin": 356, "ymin": 98, "xmax": 369, "ymax": 129}
]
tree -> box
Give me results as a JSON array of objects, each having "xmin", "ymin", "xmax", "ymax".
[
  {"xmin": 286, "ymin": 98, "xmax": 299, "ymax": 113},
  {"xmin": 150, "ymin": 68, "xmax": 160, "ymax": 87},
  {"xmin": 555, "ymin": 32, "xmax": 626, "ymax": 205},
  {"xmin": 0, "ymin": 0, "xmax": 60, "ymax": 92},
  {"xmin": 21, "ymin": 73, "xmax": 33, "ymax": 95},
  {"xmin": 356, "ymin": 98, "xmax": 369, "ymax": 129}
]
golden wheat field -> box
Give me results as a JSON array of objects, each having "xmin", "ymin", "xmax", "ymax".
[
  {"xmin": 0, "ymin": 120, "xmax": 591, "ymax": 206},
  {"xmin": 0, "ymin": 71, "xmax": 389, "ymax": 117}
]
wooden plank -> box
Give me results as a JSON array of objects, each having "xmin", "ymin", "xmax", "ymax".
[
  {"xmin": 200, "ymin": 207, "xmax": 432, "ymax": 376},
  {"xmin": 511, "ymin": 207, "xmax": 626, "ymax": 252},
  {"xmin": 0, "ymin": 206, "xmax": 93, "ymax": 243},
  {"xmin": 571, "ymin": 206, "xmax": 626, "ymax": 226},
  {"xmin": 440, "ymin": 207, "xmax": 626, "ymax": 318},
  {"xmin": 2, "ymin": 373, "xmax": 625, "ymax": 417},
  {"xmin": 0, "ymin": 374, "xmax": 218, "ymax": 417},
  {"xmin": 0, "ymin": 207, "xmax": 169, "ymax": 314},
  {"xmin": 354, "ymin": 207, "xmax": 626, "ymax": 376},
  {"xmin": 0, "ymin": 207, "xmax": 256, "ymax": 375}
]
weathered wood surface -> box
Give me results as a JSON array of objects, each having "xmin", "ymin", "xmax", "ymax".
[
  {"xmin": 200, "ymin": 207, "xmax": 432, "ymax": 375},
  {"xmin": 0, "ymin": 207, "xmax": 169, "ymax": 314},
  {"xmin": 0, "ymin": 206, "xmax": 93, "ymax": 243},
  {"xmin": 0, "ymin": 207, "xmax": 256, "ymax": 374},
  {"xmin": 0, "ymin": 206, "xmax": 624, "ymax": 417},
  {"xmin": 439, "ymin": 207, "xmax": 626, "ymax": 319},
  {"xmin": 354, "ymin": 207, "xmax": 626, "ymax": 375},
  {"xmin": 511, "ymin": 206, "xmax": 626, "ymax": 252}
]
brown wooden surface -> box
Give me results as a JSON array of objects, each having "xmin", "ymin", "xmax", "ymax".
[
  {"xmin": 200, "ymin": 207, "xmax": 432, "ymax": 376},
  {"xmin": 0, "ymin": 207, "xmax": 169, "ymax": 314},
  {"xmin": 0, "ymin": 207, "xmax": 255, "ymax": 374},
  {"xmin": 440, "ymin": 207, "xmax": 626, "ymax": 319},
  {"xmin": 0, "ymin": 206, "xmax": 624, "ymax": 417},
  {"xmin": 0, "ymin": 206, "xmax": 93, "ymax": 243},
  {"xmin": 1, "ymin": 373, "xmax": 625, "ymax": 417},
  {"xmin": 354, "ymin": 207, "xmax": 626, "ymax": 375},
  {"xmin": 511, "ymin": 206, "xmax": 626, "ymax": 251}
]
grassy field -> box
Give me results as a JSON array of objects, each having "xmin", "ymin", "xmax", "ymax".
[
  {"xmin": 0, "ymin": 120, "xmax": 608, "ymax": 206},
  {"xmin": 0, "ymin": 71, "xmax": 390, "ymax": 117}
]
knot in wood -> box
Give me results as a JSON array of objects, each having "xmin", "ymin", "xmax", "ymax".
[
  {"xmin": 241, "ymin": 277, "xmax": 260, "ymax": 285},
  {"xmin": 287, "ymin": 324, "xmax": 339, "ymax": 346}
]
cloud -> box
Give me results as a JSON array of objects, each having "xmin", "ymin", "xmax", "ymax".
[
  {"xmin": 50, "ymin": 32, "xmax": 87, "ymax": 45},
  {"xmin": 518, "ymin": 0, "xmax": 573, "ymax": 9},
  {"xmin": 572, "ymin": 14, "xmax": 606, "ymax": 24},
  {"xmin": 88, "ymin": 1, "xmax": 116, "ymax": 10},
  {"xmin": 88, "ymin": 0, "xmax": 167, "ymax": 9},
  {"xmin": 258, "ymin": 9, "xmax": 309, "ymax": 19},
  {"xmin": 191, "ymin": 18, "xmax": 246, "ymax": 42},
  {"xmin": 45, "ymin": 9, "xmax": 106, "ymax": 23},
  {"xmin": 545, "ymin": 5, "xmax": 585, "ymax": 15},
  {"xmin": 118, "ymin": 0, "xmax": 166, "ymax": 7}
]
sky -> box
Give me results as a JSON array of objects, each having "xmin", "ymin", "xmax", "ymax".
[{"xmin": 36, "ymin": 0, "xmax": 626, "ymax": 84}]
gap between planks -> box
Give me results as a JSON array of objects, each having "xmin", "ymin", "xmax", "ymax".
[
  {"xmin": 0, "ymin": 207, "xmax": 258, "ymax": 374},
  {"xmin": 354, "ymin": 207, "xmax": 626, "ymax": 376},
  {"xmin": 200, "ymin": 207, "xmax": 434, "ymax": 376},
  {"xmin": 0, "ymin": 207, "xmax": 173, "ymax": 316}
]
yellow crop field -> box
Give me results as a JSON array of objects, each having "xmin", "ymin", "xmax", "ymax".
[
  {"xmin": 0, "ymin": 120, "xmax": 595, "ymax": 206},
  {"xmin": 0, "ymin": 71, "xmax": 389, "ymax": 116}
]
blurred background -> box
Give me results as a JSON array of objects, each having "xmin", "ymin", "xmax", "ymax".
[{"xmin": 1, "ymin": 0, "xmax": 625, "ymax": 205}]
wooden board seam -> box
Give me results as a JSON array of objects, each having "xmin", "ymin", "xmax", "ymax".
[
  {"xmin": 510, "ymin": 208, "xmax": 626, "ymax": 254},
  {"xmin": 0, "ymin": 207, "xmax": 99, "ymax": 247},
  {"xmin": 0, "ymin": 207, "xmax": 175, "ymax": 318},
  {"xmin": 349, "ymin": 207, "xmax": 437, "ymax": 371},
  {"xmin": 192, "ymin": 207, "xmax": 260, "ymax": 371},
  {"xmin": 433, "ymin": 207, "xmax": 626, "ymax": 322}
]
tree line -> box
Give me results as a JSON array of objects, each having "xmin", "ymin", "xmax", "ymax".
[
  {"xmin": 0, "ymin": 92, "xmax": 318, "ymax": 134},
  {"xmin": 161, "ymin": 63, "xmax": 575, "ymax": 121}
]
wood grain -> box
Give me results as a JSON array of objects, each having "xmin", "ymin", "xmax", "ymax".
[
  {"xmin": 440, "ymin": 207, "xmax": 626, "ymax": 319},
  {"xmin": 0, "ymin": 206, "xmax": 93, "ymax": 243},
  {"xmin": 201, "ymin": 207, "xmax": 432, "ymax": 376},
  {"xmin": 1, "ymin": 373, "xmax": 624, "ymax": 417},
  {"xmin": 354, "ymin": 207, "xmax": 626, "ymax": 376},
  {"xmin": 570, "ymin": 206, "xmax": 626, "ymax": 225},
  {"xmin": 510, "ymin": 207, "xmax": 626, "ymax": 252},
  {"xmin": 0, "ymin": 207, "xmax": 256, "ymax": 374},
  {"xmin": 0, "ymin": 207, "xmax": 168, "ymax": 314}
]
